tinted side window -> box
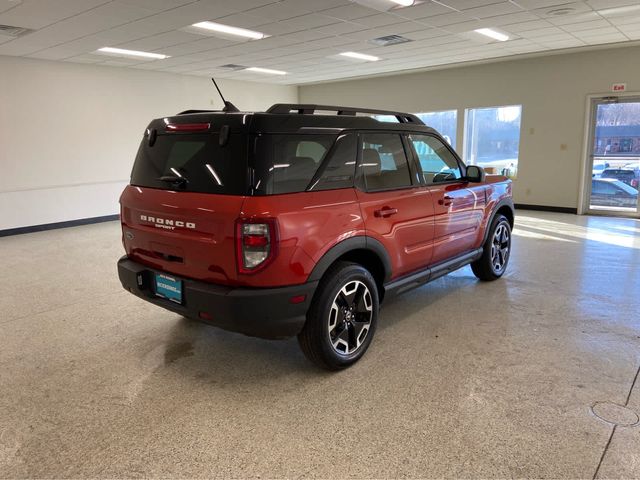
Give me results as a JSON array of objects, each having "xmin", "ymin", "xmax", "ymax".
[
  {"xmin": 252, "ymin": 134, "xmax": 335, "ymax": 195},
  {"xmin": 360, "ymin": 133, "xmax": 412, "ymax": 191},
  {"xmin": 410, "ymin": 134, "xmax": 462, "ymax": 184},
  {"xmin": 310, "ymin": 134, "xmax": 357, "ymax": 191}
]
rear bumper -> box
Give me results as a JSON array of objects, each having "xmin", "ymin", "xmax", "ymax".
[{"xmin": 117, "ymin": 256, "xmax": 317, "ymax": 339}]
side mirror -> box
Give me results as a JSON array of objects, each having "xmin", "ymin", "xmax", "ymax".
[{"xmin": 466, "ymin": 165, "xmax": 485, "ymax": 183}]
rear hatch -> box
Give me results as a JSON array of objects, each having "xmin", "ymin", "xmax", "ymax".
[{"xmin": 120, "ymin": 115, "xmax": 248, "ymax": 285}]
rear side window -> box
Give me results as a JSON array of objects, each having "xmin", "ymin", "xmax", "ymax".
[
  {"xmin": 130, "ymin": 133, "xmax": 247, "ymax": 194},
  {"xmin": 309, "ymin": 134, "xmax": 357, "ymax": 191},
  {"xmin": 252, "ymin": 134, "xmax": 336, "ymax": 195},
  {"xmin": 360, "ymin": 133, "xmax": 412, "ymax": 191}
]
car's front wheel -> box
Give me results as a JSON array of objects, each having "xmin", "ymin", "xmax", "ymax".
[
  {"xmin": 471, "ymin": 214, "xmax": 512, "ymax": 281},
  {"xmin": 298, "ymin": 261, "xmax": 379, "ymax": 370}
]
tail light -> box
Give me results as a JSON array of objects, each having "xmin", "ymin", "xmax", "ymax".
[
  {"xmin": 165, "ymin": 123, "xmax": 210, "ymax": 132},
  {"xmin": 632, "ymin": 179, "xmax": 638, "ymax": 188},
  {"xmin": 235, "ymin": 219, "xmax": 278, "ymax": 274}
]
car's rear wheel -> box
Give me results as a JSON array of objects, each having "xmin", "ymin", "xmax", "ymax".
[
  {"xmin": 471, "ymin": 214, "xmax": 511, "ymax": 281},
  {"xmin": 298, "ymin": 261, "xmax": 379, "ymax": 370}
]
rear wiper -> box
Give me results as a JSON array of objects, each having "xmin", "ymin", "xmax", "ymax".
[{"xmin": 158, "ymin": 175, "xmax": 188, "ymax": 187}]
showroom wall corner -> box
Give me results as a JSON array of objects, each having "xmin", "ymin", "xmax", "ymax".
[
  {"xmin": 0, "ymin": 56, "xmax": 298, "ymax": 231},
  {"xmin": 299, "ymin": 44, "xmax": 640, "ymax": 210}
]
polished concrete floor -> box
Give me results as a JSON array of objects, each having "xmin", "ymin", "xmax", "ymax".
[{"xmin": 1, "ymin": 211, "xmax": 639, "ymax": 478}]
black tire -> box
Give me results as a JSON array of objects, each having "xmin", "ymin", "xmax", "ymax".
[
  {"xmin": 298, "ymin": 261, "xmax": 379, "ymax": 370},
  {"xmin": 471, "ymin": 214, "xmax": 512, "ymax": 281}
]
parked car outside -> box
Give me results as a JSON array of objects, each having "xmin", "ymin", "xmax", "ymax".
[
  {"xmin": 601, "ymin": 166, "xmax": 640, "ymax": 188},
  {"xmin": 591, "ymin": 178, "xmax": 638, "ymax": 208}
]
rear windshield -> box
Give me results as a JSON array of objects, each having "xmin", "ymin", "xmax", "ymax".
[
  {"xmin": 130, "ymin": 133, "xmax": 247, "ymax": 194},
  {"xmin": 603, "ymin": 170, "xmax": 634, "ymax": 179}
]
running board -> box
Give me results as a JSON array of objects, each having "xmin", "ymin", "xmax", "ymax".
[{"xmin": 383, "ymin": 248, "xmax": 483, "ymax": 299}]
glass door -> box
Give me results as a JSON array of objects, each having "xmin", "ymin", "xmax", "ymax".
[{"xmin": 586, "ymin": 97, "xmax": 640, "ymax": 216}]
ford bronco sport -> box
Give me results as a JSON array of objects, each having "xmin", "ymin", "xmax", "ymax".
[{"xmin": 118, "ymin": 103, "xmax": 514, "ymax": 370}]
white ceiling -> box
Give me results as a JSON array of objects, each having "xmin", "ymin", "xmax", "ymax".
[{"xmin": 1, "ymin": 0, "xmax": 639, "ymax": 85}]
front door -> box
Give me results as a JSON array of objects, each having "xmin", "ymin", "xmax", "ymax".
[
  {"xmin": 585, "ymin": 97, "xmax": 640, "ymax": 216},
  {"xmin": 407, "ymin": 133, "xmax": 486, "ymax": 265},
  {"xmin": 356, "ymin": 132, "xmax": 435, "ymax": 278}
]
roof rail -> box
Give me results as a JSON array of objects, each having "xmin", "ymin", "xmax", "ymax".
[{"xmin": 266, "ymin": 103, "xmax": 424, "ymax": 125}]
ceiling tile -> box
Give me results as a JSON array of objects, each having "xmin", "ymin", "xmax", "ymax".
[
  {"xmin": 392, "ymin": 2, "xmax": 456, "ymax": 20},
  {"xmin": 320, "ymin": 3, "xmax": 379, "ymax": 21},
  {"xmin": 0, "ymin": 0, "xmax": 638, "ymax": 84},
  {"xmin": 420, "ymin": 11, "xmax": 477, "ymax": 26},
  {"xmin": 314, "ymin": 20, "xmax": 370, "ymax": 35},
  {"xmin": 0, "ymin": 0, "xmax": 112, "ymax": 29},
  {"xmin": 463, "ymin": 2, "xmax": 524, "ymax": 19},
  {"xmin": 586, "ymin": 0, "xmax": 640, "ymax": 10},
  {"xmin": 246, "ymin": 1, "xmax": 315, "ymax": 22},
  {"xmin": 502, "ymin": 19, "xmax": 554, "ymax": 32}
]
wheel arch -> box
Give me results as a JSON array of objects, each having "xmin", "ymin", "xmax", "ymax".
[
  {"xmin": 308, "ymin": 236, "xmax": 392, "ymax": 300},
  {"xmin": 483, "ymin": 198, "xmax": 515, "ymax": 244}
]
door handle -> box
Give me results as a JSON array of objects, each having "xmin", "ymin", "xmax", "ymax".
[
  {"xmin": 374, "ymin": 207, "xmax": 398, "ymax": 218},
  {"xmin": 438, "ymin": 195, "xmax": 453, "ymax": 206}
]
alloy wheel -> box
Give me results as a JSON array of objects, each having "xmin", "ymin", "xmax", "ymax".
[
  {"xmin": 491, "ymin": 223, "xmax": 510, "ymax": 275},
  {"xmin": 328, "ymin": 280, "xmax": 373, "ymax": 355}
]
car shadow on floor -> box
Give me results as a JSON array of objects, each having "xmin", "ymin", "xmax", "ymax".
[{"xmin": 158, "ymin": 267, "xmax": 488, "ymax": 380}]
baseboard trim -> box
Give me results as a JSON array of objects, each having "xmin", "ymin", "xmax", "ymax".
[
  {"xmin": 0, "ymin": 214, "xmax": 120, "ymax": 237},
  {"xmin": 515, "ymin": 203, "xmax": 578, "ymax": 214}
]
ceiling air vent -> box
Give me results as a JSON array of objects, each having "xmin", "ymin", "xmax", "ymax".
[
  {"xmin": 219, "ymin": 64, "xmax": 248, "ymax": 70},
  {"xmin": 546, "ymin": 7, "xmax": 576, "ymax": 16},
  {"xmin": 0, "ymin": 24, "xmax": 35, "ymax": 37},
  {"xmin": 369, "ymin": 34, "xmax": 412, "ymax": 47}
]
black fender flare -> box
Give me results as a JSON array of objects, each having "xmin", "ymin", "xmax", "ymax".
[
  {"xmin": 307, "ymin": 236, "xmax": 392, "ymax": 284},
  {"xmin": 482, "ymin": 197, "xmax": 515, "ymax": 245}
]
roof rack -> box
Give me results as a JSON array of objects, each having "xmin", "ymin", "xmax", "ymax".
[{"xmin": 266, "ymin": 103, "xmax": 423, "ymax": 125}]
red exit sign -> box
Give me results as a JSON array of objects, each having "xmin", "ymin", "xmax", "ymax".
[{"xmin": 612, "ymin": 83, "xmax": 627, "ymax": 92}]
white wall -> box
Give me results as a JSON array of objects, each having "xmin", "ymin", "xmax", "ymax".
[
  {"xmin": 299, "ymin": 45, "xmax": 640, "ymax": 210},
  {"xmin": 0, "ymin": 56, "xmax": 298, "ymax": 230}
]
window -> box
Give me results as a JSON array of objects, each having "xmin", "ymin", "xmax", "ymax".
[
  {"xmin": 252, "ymin": 134, "xmax": 335, "ymax": 195},
  {"xmin": 414, "ymin": 110, "xmax": 457, "ymax": 147},
  {"xmin": 375, "ymin": 110, "xmax": 458, "ymax": 147},
  {"xmin": 131, "ymin": 133, "xmax": 247, "ymax": 195},
  {"xmin": 360, "ymin": 133, "xmax": 412, "ymax": 191},
  {"xmin": 465, "ymin": 105, "xmax": 522, "ymax": 178},
  {"xmin": 309, "ymin": 134, "xmax": 357, "ymax": 191},
  {"xmin": 410, "ymin": 134, "xmax": 462, "ymax": 184}
]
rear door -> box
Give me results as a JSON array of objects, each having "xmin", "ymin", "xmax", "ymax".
[
  {"xmin": 407, "ymin": 133, "xmax": 486, "ymax": 264},
  {"xmin": 120, "ymin": 126, "xmax": 248, "ymax": 285},
  {"xmin": 355, "ymin": 132, "xmax": 435, "ymax": 278}
]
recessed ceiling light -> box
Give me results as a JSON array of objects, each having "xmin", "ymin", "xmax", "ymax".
[
  {"xmin": 389, "ymin": 0, "xmax": 416, "ymax": 6},
  {"xmin": 339, "ymin": 51, "xmax": 380, "ymax": 61},
  {"xmin": 191, "ymin": 21, "xmax": 268, "ymax": 40},
  {"xmin": 246, "ymin": 67, "xmax": 287, "ymax": 75},
  {"xmin": 474, "ymin": 28, "xmax": 509, "ymax": 42},
  {"xmin": 97, "ymin": 47, "xmax": 169, "ymax": 59}
]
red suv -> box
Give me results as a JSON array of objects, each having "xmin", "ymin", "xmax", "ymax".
[{"xmin": 118, "ymin": 103, "xmax": 514, "ymax": 370}]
